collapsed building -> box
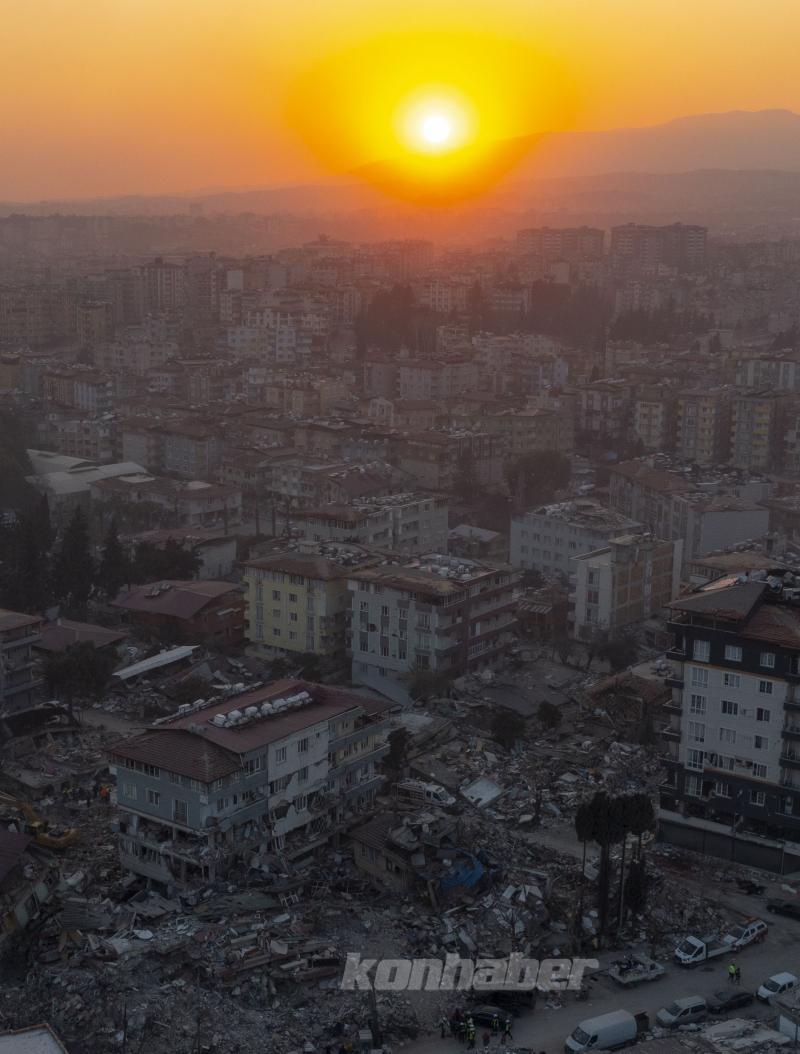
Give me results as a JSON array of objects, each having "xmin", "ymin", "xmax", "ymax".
[{"xmin": 109, "ymin": 680, "xmax": 391, "ymax": 888}]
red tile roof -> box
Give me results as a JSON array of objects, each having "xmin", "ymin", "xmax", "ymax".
[{"xmin": 111, "ymin": 581, "xmax": 241, "ymax": 620}]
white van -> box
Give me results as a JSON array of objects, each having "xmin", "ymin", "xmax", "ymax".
[
  {"xmin": 565, "ymin": 1010, "xmax": 638, "ymax": 1052},
  {"xmin": 757, "ymin": 972, "xmax": 798, "ymax": 1002}
]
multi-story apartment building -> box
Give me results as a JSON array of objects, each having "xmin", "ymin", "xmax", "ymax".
[
  {"xmin": 570, "ymin": 534, "xmax": 682, "ymax": 640},
  {"xmin": 485, "ymin": 408, "xmax": 574, "ymax": 457},
  {"xmin": 610, "ymin": 223, "xmax": 708, "ymax": 272},
  {"xmin": 395, "ymin": 431, "xmax": 506, "ymax": 491},
  {"xmin": 76, "ymin": 300, "xmax": 114, "ymax": 347},
  {"xmin": 347, "ymin": 554, "xmax": 519, "ymax": 700},
  {"xmin": 729, "ymin": 392, "xmax": 783, "ymax": 472},
  {"xmin": 91, "ymin": 474, "xmax": 242, "ymax": 529},
  {"xmin": 575, "ymin": 381, "xmax": 632, "ymax": 440},
  {"xmin": 632, "ymin": 391, "xmax": 673, "ymax": 451},
  {"xmin": 675, "ymin": 390, "xmax": 730, "ymax": 465},
  {"xmin": 110, "ymin": 680, "xmax": 391, "ymax": 886},
  {"xmin": 510, "ymin": 500, "xmax": 643, "ymax": 581},
  {"xmin": 243, "ymin": 545, "xmax": 378, "ymax": 658},
  {"xmin": 516, "ymin": 226, "xmax": 605, "ymax": 261},
  {"xmin": 661, "ymin": 577, "xmax": 800, "ymax": 846},
  {"xmin": 608, "ymin": 461, "xmax": 770, "ymax": 561},
  {"xmin": 397, "ymin": 358, "xmax": 479, "ymax": 401},
  {"xmin": 291, "ymin": 493, "xmax": 449, "ymax": 554},
  {"xmin": 0, "ymin": 609, "xmax": 43, "ymax": 712}
]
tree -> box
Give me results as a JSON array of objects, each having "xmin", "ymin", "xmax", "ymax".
[
  {"xmin": 574, "ymin": 797, "xmax": 598, "ymax": 920},
  {"xmin": 624, "ymin": 857, "xmax": 650, "ymax": 917},
  {"xmin": 130, "ymin": 539, "xmax": 201, "ymax": 583},
  {"xmin": 581, "ymin": 791, "xmax": 627, "ymax": 937},
  {"xmin": 598, "ymin": 634, "xmax": 636, "ymax": 672},
  {"xmin": 491, "ymin": 709, "xmax": 526, "ymax": 750},
  {"xmin": 385, "ymin": 728, "xmax": 410, "ymax": 772},
  {"xmin": 551, "ymin": 634, "xmax": 573, "ymax": 665},
  {"xmin": 43, "ymin": 642, "xmax": 114, "ymax": 707},
  {"xmin": 505, "ymin": 450, "xmax": 571, "ymax": 510},
  {"xmin": 536, "ymin": 700, "xmax": 562, "ymax": 731},
  {"xmin": 98, "ymin": 518, "xmax": 129, "ymax": 598},
  {"xmin": 53, "ymin": 506, "xmax": 95, "ymax": 611}
]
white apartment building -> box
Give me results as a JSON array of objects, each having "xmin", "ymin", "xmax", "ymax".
[
  {"xmin": 348, "ymin": 554, "xmax": 519, "ymax": 703},
  {"xmin": 570, "ymin": 534, "xmax": 682, "ymax": 640},
  {"xmin": 510, "ymin": 500, "xmax": 643, "ymax": 581},
  {"xmin": 662, "ymin": 578, "xmax": 800, "ymax": 846}
]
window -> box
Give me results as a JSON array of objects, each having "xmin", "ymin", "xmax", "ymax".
[
  {"xmin": 380, "ymin": 639, "xmax": 389, "ymax": 657},
  {"xmin": 750, "ymin": 790, "xmax": 766, "ymax": 806},
  {"xmin": 725, "ymin": 645, "xmax": 742, "ymax": 662},
  {"xmin": 269, "ymin": 774, "xmax": 291, "ymax": 794},
  {"xmin": 293, "ymin": 793, "xmax": 308, "ymax": 811},
  {"xmin": 272, "ymin": 609, "xmax": 280, "ymax": 618},
  {"xmin": 381, "ymin": 605, "xmax": 389, "ymax": 617},
  {"xmin": 691, "ymin": 667, "xmax": 709, "ymax": 688},
  {"xmin": 297, "ymin": 737, "xmax": 309, "ymax": 754},
  {"xmin": 289, "ymin": 631, "xmax": 297, "ymax": 641},
  {"xmin": 272, "ymin": 628, "xmax": 281, "ymax": 637},
  {"xmin": 297, "ymin": 766, "xmax": 309, "ymax": 784},
  {"xmin": 216, "ymin": 797, "xmax": 230, "ymax": 811},
  {"xmin": 398, "ymin": 640, "xmax": 407, "ymax": 660},
  {"xmin": 753, "ymin": 762, "xmax": 768, "ymax": 778},
  {"xmin": 688, "ymin": 721, "xmax": 705, "ymax": 743},
  {"xmin": 122, "ymin": 782, "xmax": 137, "ymax": 800},
  {"xmin": 213, "ymin": 778, "xmax": 225, "ymax": 791},
  {"xmin": 272, "ymin": 590, "xmax": 281, "ymax": 600},
  {"xmin": 756, "ymin": 707, "xmax": 771, "ymax": 722},
  {"xmin": 173, "ymin": 799, "xmax": 188, "ymax": 824},
  {"xmin": 721, "ymin": 699, "xmax": 739, "ymax": 716},
  {"xmin": 243, "ymin": 757, "xmax": 262, "ymax": 775},
  {"xmin": 714, "ymin": 781, "xmax": 731, "ymax": 798},
  {"xmin": 754, "ymin": 735, "xmax": 769, "ymax": 750},
  {"xmin": 685, "ymin": 775, "xmax": 702, "ymax": 797},
  {"xmin": 759, "ymin": 680, "xmax": 774, "ymax": 695},
  {"xmin": 289, "ymin": 593, "xmax": 298, "ymax": 603},
  {"xmin": 359, "ymin": 633, "xmax": 368, "ymax": 652},
  {"xmin": 760, "ymin": 651, "xmax": 776, "ymax": 669},
  {"xmin": 289, "ymin": 612, "xmax": 298, "ymax": 622},
  {"xmin": 686, "ymin": 749, "xmax": 704, "ymax": 771},
  {"xmin": 693, "ymin": 640, "xmax": 710, "ymax": 662},
  {"xmin": 146, "ymin": 789, "xmax": 160, "ymax": 806},
  {"xmin": 719, "ymin": 727, "xmax": 737, "ymax": 744},
  {"xmin": 723, "ymin": 672, "xmax": 741, "ymax": 689},
  {"xmin": 275, "ymin": 746, "xmax": 287, "ymax": 763},
  {"xmin": 690, "ymin": 694, "xmax": 707, "ymax": 715}
]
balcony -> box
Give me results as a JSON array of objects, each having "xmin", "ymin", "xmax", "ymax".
[
  {"xmin": 782, "ymin": 726, "xmax": 800, "ymax": 742},
  {"xmin": 661, "ymin": 726, "xmax": 681, "ymax": 741},
  {"xmin": 664, "ymin": 698, "xmax": 682, "ymax": 713},
  {"xmin": 329, "ymin": 717, "xmax": 391, "ymax": 752},
  {"xmin": 781, "ymin": 752, "xmax": 800, "ymax": 771},
  {"xmin": 328, "ymin": 742, "xmax": 390, "ymax": 778},
  {"xmin": 666, "ymin": 647, "xmax": 685, "ymax": 662},
  {"xmin": 785, "ymin": 697, "xmax": 800, "ymax": 712},
  {"xmin": 665, "ymin": 675, "xmax": 684, "ymax": 689}
]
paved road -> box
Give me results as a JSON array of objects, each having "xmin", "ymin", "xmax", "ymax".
[{"xmin": 397, "ymin": 919, "xmax": 799, "ymax": 1054}]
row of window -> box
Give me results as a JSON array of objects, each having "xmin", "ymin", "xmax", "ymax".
[
  {"xmin": 689, "ymin": 667, "xmax": 774, "ymax": 694},
  {"xmin": 687, "ymin": 721, "xmax": 770, "ymax": 749},
  {"xmin": 693, "ymin": 639, "xmax": 776, "ymax": 668},
  {"xmin": 685, "ymin": 749, "xmax": 768, "ymax": 778},
  {"xmin": 684, "ymin": 775, "xmax": 768, "ymax": 807},
  {"xmin": 689, "ymin": 693, "xmax": 771, "ymax": 722}
]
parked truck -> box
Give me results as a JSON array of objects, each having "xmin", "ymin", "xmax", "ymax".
[
  {"xmin": 565, "ymin": 1010, "xmax": 648, "ymax": 1052},
  {"xmin": 608, "ymin": 954, "xmax": 666, "ymax": 987},
  {"xmin": 674, "ymin": 934, "xmax": 732, "ymax": 966}
]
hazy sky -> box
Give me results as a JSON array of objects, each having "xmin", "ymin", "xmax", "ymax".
[{"xmin": 2, "ymin": 0, "xmax": 798, "ymax": 200}]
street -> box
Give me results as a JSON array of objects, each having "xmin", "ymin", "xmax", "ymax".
[{"xmin": 398, "ymin": 918, "xmax": 800, "ymax": 1053}]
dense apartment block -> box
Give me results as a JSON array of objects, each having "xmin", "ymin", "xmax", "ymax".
[
  {"xmin": 515, "ymin": 226, "xmax": 605, "ymax": 261},
  {"xmin": 675, "ymin": 389, "xmax": 730, "ymax": 465},
  {"xmin": 347, "ymin": 554, "xmax": 519, "ymax": 701},
  {"xmin": 110, "ymin": 680, "xmax": 390, "ymax": 886},
  {"xmin": 570, "ymin": 534, "xmax": 682, "ymax": 640},
  {"xmin": 608, "ymin": 460, "xmax": 771, "ymax": 560},
  {"xmin": 91, "ymin": 473, "xmax": 242, "ymax": 529},
  {"xmin": 243, "ymin": 544, "xmax": 378, "ymax": 657},
  {"xmin": 290, "ymin": 493, "xmax": 449, "ymax": 554},
  {"xmin": 661, "ymin": 576, "xmax": 800, "ymax": 845},
  {"xmin": 0, "ymin": 609, "xmax": 43, "ymax": 712},
  {"xmin": 510, "ymin": 500, "xmax": 642, "ymax": 580},
  {"xmin": 610, "ymin": 223, "xmax": 708, "ymax": 272}
]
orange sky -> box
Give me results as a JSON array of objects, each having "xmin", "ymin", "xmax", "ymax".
[{"xmin": 1, "ymin": 0, "xmax": 798, "ymax": 201}]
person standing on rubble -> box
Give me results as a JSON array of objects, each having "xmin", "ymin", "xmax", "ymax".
[
  {"xmin": 99, "ymin": 784, "xmax": 110, "ymax": 806},
  {"xmin": 440, "ymin": 1015, "xmax": 449, "ymax": 1039},
  {"xmin": 467, "ymin": 1019, "xmax": 476, "ymax": 1048},
  {"xmin": 728, "ymin": 962, "xmax": 737, "ymax": 984},
  {"xmin": 481, "ymin": 1030, "xmax": 490, "ymax": 1051},
  {"xmin": 501, "ymin": 1018, "xmax": 513, "ymax": 1042},
  {"xmin": 491, "ymin": 1012, "xmax": 499, "ymax": 1035}
]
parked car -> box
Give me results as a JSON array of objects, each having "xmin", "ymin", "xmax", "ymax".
[
  {"xmin": 757, "ymin": 972, "xmax": 798, "ymax": 1002},
  {"xmin": 766, "ymin": 900, "xmax": 800, "ymax": 921},
  {"xmin": 468, "ymin": 1006, "xmax": 513, "ymax": 1028},
  {"xmin": 727, "ymin": 918, "xmax": 768, "ymax": 948},
  {"xmin": 707, "ymin": 989, "xmax": 755, "ymax": 1015},
  {"xmin": 655, "ymin": 996, "xmax": 707, "ymax": 1029}
]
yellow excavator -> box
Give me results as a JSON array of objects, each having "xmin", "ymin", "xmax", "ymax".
[{"xmin": 0, "ymin": 791, "xmax": 79, "ymax": 850}]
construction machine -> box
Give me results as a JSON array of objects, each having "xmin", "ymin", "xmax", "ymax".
[{"xmin": 0, "ymin": 790, "xmax": 78, "ymax": 849}]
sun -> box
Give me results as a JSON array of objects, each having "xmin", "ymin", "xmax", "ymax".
[{"xmin": 420, "ymin": 112, "xmax": 452, "ymax": 146}]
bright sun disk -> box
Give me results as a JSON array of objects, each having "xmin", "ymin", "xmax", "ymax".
[{"xmin": 421, "ymin": 113, "xmax": 451, "ymax": 145}]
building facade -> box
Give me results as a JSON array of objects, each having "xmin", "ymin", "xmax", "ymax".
[
  {"xmin": 110, "ymin": 680, "xmax": 391, "ymax": 886},
  {"xmin": 0, "ymin": 610, "xmax": 44, "ymax": 712}
]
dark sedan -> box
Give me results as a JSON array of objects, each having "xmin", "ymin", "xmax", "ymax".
[
  {"xmin": 707, "ymin": 989, "xmax": 755, "ymax": 1015},
  {"xmin": 766, "ymin": 900, "xmax": 800, "ymax": 920},
  {"xmin": 467, "ymin": 1006, "xmax": 514, "ymax": 1027}
]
